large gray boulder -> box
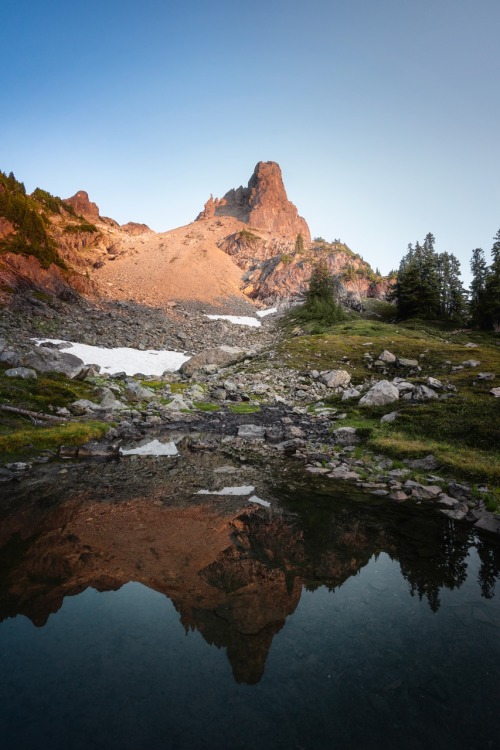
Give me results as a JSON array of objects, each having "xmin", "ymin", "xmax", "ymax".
[
  {"xmin": 123, "ymin": 380, "xmax": 156, "ymax": 402},
  {"xmin": 378, "ymin": 350, "xmax": 396, "ymax": 363},
  {"xmin": 359, "ymin": 380, "xmax": 399, "ymax": 407},
  {"xmin": 4, "ymin": 367, "xmax": 37, "ymax": 379},
  {"xmin": 320, "ymin": 370, "xmax": 351, "ymax": 388},
  {"xmin": 23, "ymin": 347, "xmax": 84, "ymax": 378},
  {"xmin": 180, "ymin": 346, "xmax": 250, "ymax": 377}
]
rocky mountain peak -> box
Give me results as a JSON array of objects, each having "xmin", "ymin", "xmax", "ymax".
[
  {"xmin": 64, "ymin": 190, "xmax": 100, "ymax": 222},
  {"xmin": 197, "ymin": 161, "xmax": 311, "ymax": 244}
]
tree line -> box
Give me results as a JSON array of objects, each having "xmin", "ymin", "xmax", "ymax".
[{"xmin": 391, "ymin": 230, "xmax": 500, "ymax": 330}]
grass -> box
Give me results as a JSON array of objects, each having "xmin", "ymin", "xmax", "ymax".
[
  {"xmin": 0, "ymin": 368, "xmax": 96, "ymax": 413},
  {"xmin": 0, "ymin": 420, "xmax": 109, "ymax": 459},
  {"xmin": 278, "ymin": 315, "xmax": 500, "ymax": 490},
  {"xmin": 194, "ymin": 401, "xmax": 220, "ymax": 412},
  {"xmin": 0, "ymin": 366, "xmax": 109, "ymax": 460}
]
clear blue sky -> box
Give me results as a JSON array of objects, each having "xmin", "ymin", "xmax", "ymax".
[{"xmin": 3, "ymin": 0, "xmax": 499, "ymax": 284}]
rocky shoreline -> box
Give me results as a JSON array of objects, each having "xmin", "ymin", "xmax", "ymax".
[{"xmin": 1, "ymin": 295, "xmax": 499, "ymax": 537}]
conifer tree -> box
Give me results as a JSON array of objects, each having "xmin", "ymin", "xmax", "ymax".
[
  {"xmin": 469, "ymin": 248, "xmax": 488, "ymax": 326},
  {"xmin": 483, "ymin": 230, "xmax": 500, "ymax": 330}
]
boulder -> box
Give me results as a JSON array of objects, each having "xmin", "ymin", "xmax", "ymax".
[
  {"xmin": 405, "ymin": 454, "xmax": 439, "ymax": 471},
  {"xmin": 180, "ymin": 346, "xmax": 250, "ymax": 377},
  {"xmin": 320, "ymin": 370, "xmax": 351, "ymax": 388},
  {"xmin": 426, "ymin": 377, "xmax": 443, "ymax": 389},
  {"xmin": 23, "ymin": 347, "xmax": 84, "ymax": 378},
  {"xmin": 359, "ymin": 380, "xmax": 399, "ymax": 407},
  {"xmin": 341, "ymin": 388, "xmax": 361, "ymax": 401},
  {"xmin": 462, "ymin": 359, "xmax": 480, "ymax": 367},
  {"xmin": 163, "ymin": 394, "xmax": 191, "ymax": 411},
  {"xmin": 378, "ymin": 350, "xmax": 396, "ymax": 363},
  {"xmin": 490, "ymin": 387, "xmax": 500, "ymax": 398},
  {"xmin": 412, "ymin": 385, "xmax": 438, "ymax": 401},
  {"xmin": 0, "ymin": 350, "xmax": 21, "ymax": 367},
  {"xmin": 332, "ymin": 427, "xmax": 360, "ymax": 446},
  {"xmin": 70, "ymin": 399, "xmax": 101, "ymax": 415},
  {"xmin": 4, "ymin": 367, "xmax": 37, "ymax": 379},
  {"xmin": 123, "ymin": 380, "xmax": 156, "ymax": 402},
  {"xmin": 397, "ymin": 357, "xmax": 419, "ymax": 368},
  {"xmin": 380, "ymin": 411, "xmax": 399, "ymax": 423}
]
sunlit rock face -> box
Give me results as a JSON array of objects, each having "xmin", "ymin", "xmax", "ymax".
[
  {"xmin": 198, "ymin": 161, "xmax": 311, "ymax": 245},
  {"xmin": 63, "ymin": 190, "xmax": 100, "ymax": 222}
]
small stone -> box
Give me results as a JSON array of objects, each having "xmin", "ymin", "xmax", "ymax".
[
  {"xmin": 490, "ymin": 387, "xmax": 500, "ymax": 398},
  {"xmin": 462, "ymin": 359, "xmax": 480, "ymax": 367},
  {"xmin": 476, "ymin": 373, "xmax": 495, "ymax": 381}
]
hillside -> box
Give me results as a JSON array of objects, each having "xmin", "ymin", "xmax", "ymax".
[{"xmin": 0, "ymin": 163, "xmax": 388, "ymax": 310}]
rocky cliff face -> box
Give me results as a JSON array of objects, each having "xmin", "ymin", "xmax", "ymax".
[
  {"xmin": 63, "ymin": 190, "xmax": 100, "ymax": 222},
  {"xmin": 197, "ymin": 161, "xmax": 311, "ymax": 245}
]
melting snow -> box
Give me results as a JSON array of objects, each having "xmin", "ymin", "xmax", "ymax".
[
  {"xmin": 196, "ymin": 485, "xmax": 256, "ymax": 496},
  {"xmin": 120, "ymin": 439, "xmax": 179, "ymax": 457},
  {"xmin": 248, "ymin": 495, "xmax": 271, "ymax": 508},
  {"xmin": 205, "ymin": 315, "xmax": 261, "ymax": 328},
  {"xmin": 256, "ymin": 308, "xmax": 277, "ymax": 318},
  {"xmin": 33, "ymin": 339, "xmax": 190, "ymax": 376}
]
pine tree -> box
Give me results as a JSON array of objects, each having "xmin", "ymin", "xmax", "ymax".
[
  {"xmin": 469, "ymin": 248, "xmax": 488, "ymax": 326},
  {"xmin": 483, "ymin": 230, "xmax": 500, "ymax": 330}
]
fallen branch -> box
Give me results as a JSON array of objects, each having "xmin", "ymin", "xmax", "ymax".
[{"xmin": 0, "ymin": 404, "xmax": 70, "ymax": 423}]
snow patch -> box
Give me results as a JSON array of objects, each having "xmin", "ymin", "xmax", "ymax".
[
  {"xmin": 256, "ymin": 308, "xmax": 277, "ymax": 318},
  {"xmin": 196, "ymin": 485, "xmax": 256, "ymax": 496},
  {"xmin": 205, "ymin": 315, "xmax": 261, "ymax": 328},
  {"xmin": 33, "ymin": 339, "xmax": 190, "ymax": 376},
  {"xmin": 248, "ymin": 495, "xmax": 271, "ymax": 508},
  {"xmin": 120, "ymin": 439, "xmax": 179, "ymax": 457}
]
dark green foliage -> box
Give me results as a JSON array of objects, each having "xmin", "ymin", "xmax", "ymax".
[
  {"xmin": 0, "ymin": 170, "xmax": 64, "ymax": 268},
  {"xmin": 64, "ymin": 221, "xmax": 98, "ymax": 234},
  {"xmin": 483, "ymin": 230, "xmax": 500, "ymax": 330},
  {"xmin": 469, "ymin": 232, "xmax": 500, "ymax": 330},
  {"xmin": 238, "ymin": 228, "xmax": 260, "ymax": 244},
  {"xmin": 295, "ymin": 233, "xmax": 305, "ymax": 253},
  {"xmin": 32, "ymin": 188, "xmax": 77, "ymax": 216},
  {"xmin": 291, "ymin": 258, "xmax": 345, "ymax": 330},
  {"xmin": 391, "ymin": 233, "xmax": 465, "ymax": 323}
]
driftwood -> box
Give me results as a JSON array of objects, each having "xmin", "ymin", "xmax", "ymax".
[{"xmin": 0, "ymin": 404, "xmax": 70, "ymax": 423}]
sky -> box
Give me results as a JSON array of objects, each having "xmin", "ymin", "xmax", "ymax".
[{"xmin": 3, "ymin": 0, "xmax": 499, "ymax": 285}]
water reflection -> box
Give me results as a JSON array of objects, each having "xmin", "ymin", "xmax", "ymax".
[{"xmin": 0, "ymin": 457, "xmax": 499, "ymax": 686}]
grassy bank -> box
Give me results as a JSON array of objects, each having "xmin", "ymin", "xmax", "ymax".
[
  {"xmin": 279, "ymin": 310, "xmax": 500, "ymax": 489},
  {"xmin": 0, "ymin": 366, "xmax": 109, "ymax": 460}
]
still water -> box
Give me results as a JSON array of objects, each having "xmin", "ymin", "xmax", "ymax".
[{"xmin": 0, "ymin": 450, "xmax": 499, "ymax": 750}]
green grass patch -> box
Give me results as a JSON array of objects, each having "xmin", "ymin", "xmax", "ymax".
[
  {"xmin": 369, "ymin": 431, "xmax": 500, "ymax": 485},
  {"xmin": 0, "ymin": 420, "xmax": 109, "ymax": 459},
  {"xmin": 228, "ymin": 403, "xmax": 261, "ymax": 414},
  {"xmin": 0, "ymin": 369, "xmax": 96, "ymax": 413},
  {"xmin": 194, "ymin": 401, "xmax": 220, "ymax": 412}
]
